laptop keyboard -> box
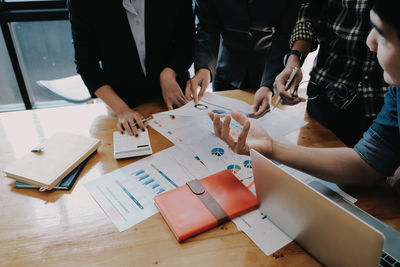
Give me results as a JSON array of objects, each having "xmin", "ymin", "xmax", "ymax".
[{"xmin": 380, "ymin": 251, "xmax": 400, "ymax": 267}]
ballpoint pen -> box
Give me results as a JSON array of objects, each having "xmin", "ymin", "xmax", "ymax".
[
  {"xmin": 131, "ymin": 114, "xmax": 153, "ymax": 128},
  {"xmin": 272, "ymin": 67, "xmax": 299, "ymax": 111}
]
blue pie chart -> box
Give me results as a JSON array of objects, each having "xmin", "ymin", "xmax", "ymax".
[{"xmin": 211, "ymin": 147, "xmax": 225, "ymax": 156}]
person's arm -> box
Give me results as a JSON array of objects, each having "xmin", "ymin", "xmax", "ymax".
[
  {"xmin": 209, "ymin": 111, "xmax": 385, "ymax": 186},
  {"xmin": 269, "ymin": 142, "xmax": 383, "ymax": 186},
  {"xmin": 274, "ymin": 0, "xmax": 326, "ymax": 105},
  {"xmin": 95, "ymin": 85, "xmax": 146, "ymax": 136},
  {"xmin": 252, "ymin": 1, "xmax": 302, "ymax": 117},
  {"xmin": 186, "ymin": 0, "xmax": 221, "ymax": 104},
  {"xmin": 68, "ymin": 0, "xmax": 146, "ymax": 136}
]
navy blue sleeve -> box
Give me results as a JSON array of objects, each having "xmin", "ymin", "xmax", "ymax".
[{"xmin": 354, "ymin": 87, "xmax": 400, "ymax": 176}]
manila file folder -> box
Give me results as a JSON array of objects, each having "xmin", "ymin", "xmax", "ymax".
[
  {"xmin": 3, "ymin": 132, "xmax": 100, "ymax": 190},
  {"xmin": 154, "ymin": 170, "xmax": 258, "ymax": 242}
]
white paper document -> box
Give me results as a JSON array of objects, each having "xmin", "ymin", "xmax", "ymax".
[
  {"xmin": 255, "ymin": 108, "xmax": 308, "ymax": 140},
  {"xmin": 85, "ymin": 146, "xmax": 210, "ymax": 232},
  {"xmin": 233, "ymin": 210, "xmax": 292, "ymax": 256},
  {"xmin": 163, "ymin": 92, "xmax": 254, "ymax": 117},
  {"xmin": 190, "ymin": 136, "xmax": 253, "ymax": 182},
  {"xmin": 149, "ymin": 113, "xmax": 210, "ymax": 145}
]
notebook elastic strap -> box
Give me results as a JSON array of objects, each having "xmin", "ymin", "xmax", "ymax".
[{"xmin": 186, "ymin": 180, "xmax": 229, "ymax": 225}]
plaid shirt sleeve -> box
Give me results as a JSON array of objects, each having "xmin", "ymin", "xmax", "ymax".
[{"xmin": 289, "ymin": 1, "xmax": 324, "ymax": 51}]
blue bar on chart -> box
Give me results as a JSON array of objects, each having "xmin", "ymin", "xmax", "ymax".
[
  {"xmin": 133, "ymin": 169, "xmax": 145, "ymax": 176},
  {"xmin": 152, "ymin": 183, "xmax": 160, "ymax": 189},
  {"xmin": 157, "ymin": 188, "xmax": 165, "ymax": 194},
  {"xmin": 138, "ymin": 174, "xmax": 150, "ymax": 181},
  {"xmin": 143, "ymin": 178, "xmax": 154, "ymax": 185},
  {"xmin": 115, "ymin": 180, "xmax": 144, "ymax": 209},
  {"xmin": 150, "ymin": 164, "xmax": 178, "ymax": 188}
]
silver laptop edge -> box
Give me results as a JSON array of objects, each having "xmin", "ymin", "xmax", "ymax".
[{"xmin": 251, "ymin": 149, "xmax": 386, "ymax": 267}]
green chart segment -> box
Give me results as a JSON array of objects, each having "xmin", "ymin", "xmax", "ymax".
[{"xmin": 227, "ymin": 164, "xmax": 241, "ymax": 174}]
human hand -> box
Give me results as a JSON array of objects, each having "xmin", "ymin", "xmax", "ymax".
[
  {"xmin": 273, "ymin": 63, "xmax": 306, "ymax": 105},
  {"xmin": 185, "ymin": 68, "xmax": 211, "ymax": 105},
  {"xmin": 249, "ymin": 86, "xmax": 272, "ymax": 118},
  {"xmin": 160, "ymin": 67, "xmax": 188, "ymax": 110},
  {"xmin": 116, "ymin": 108, "xmax": 147, "ymax": 136},
  {"xmin": 208, "ymin": 111, "xmax": 274, "ymax": 156}
]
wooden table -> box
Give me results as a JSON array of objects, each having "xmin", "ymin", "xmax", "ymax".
[{"xmin": 1, "ymin": 90, "xmax": 399, "ymax": 266}]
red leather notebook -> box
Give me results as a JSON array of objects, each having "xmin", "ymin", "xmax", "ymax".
[{"xmin": 154, "ymin": 170, "xmax": 258, "ymax": 242}]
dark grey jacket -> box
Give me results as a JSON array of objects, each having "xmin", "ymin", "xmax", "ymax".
[
  {"xmin": 194, "ymin": 0, "xmax": 301, "ymax": 90},
  {"xmin": 68, "ymin": 0, "xmax": 194, "ymax": 108}
]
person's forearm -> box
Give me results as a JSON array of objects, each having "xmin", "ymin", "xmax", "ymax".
[
  {"xmin": 94, "ymin": 85, "xmax": 131, "ymax": 115},
  {"xmin": 267, "ymin": 141, "xmax": 383, "ymax": 186},
  {"xmin": 286, "ymin": 40, "xmax": 314, "ymax": 66},
  {"xmin": 161, "ymin": 67, "xmax": 177, "ymax": 81}
]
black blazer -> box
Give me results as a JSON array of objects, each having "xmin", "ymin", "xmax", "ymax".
[
  {"xmin": 194, "ymin": 0, "xmax": 301, "ymax": 89},
  {"xmin": 68, "ymin": 0, "xmax": 194, "ymax": 108}
]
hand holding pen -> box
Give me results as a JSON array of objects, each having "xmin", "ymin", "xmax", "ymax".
[
  {"xmin": 272, "ymin": 65, "xmax": 306, "ymax": 109},
  {"xmin": 118, "ymin": 112, "xmax": 153, "ymax": 136},
  {"xmin": 272, "ymin": 67, "xmax": 298, "ymax": 110},
  {"xmin": 130, "ymin": 115, "xmax": 153, "ymax": 129}
]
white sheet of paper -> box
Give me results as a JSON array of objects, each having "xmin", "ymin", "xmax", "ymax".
[
  {"xmin": 163, "ymin": 92, "xmax": 254, "ymax": 117},
  {"xmin": 149, "ymin": 113, "xmax": 211, "ymax": 145},
  {"xmin": 85, "ymin": 146, "xmax": 210, "ymax": 232},
  {"xmin": 254, "ymin": 108, "xmax": 308, "ymax": 140},
  {"xmin": 233, "ymin": 210, "xmax": 292, "ymax": 256}
]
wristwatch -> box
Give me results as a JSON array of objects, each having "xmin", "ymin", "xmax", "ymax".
[{"xmin": 283, "ymin": 49, "xmax": 306, "ymax": 66}]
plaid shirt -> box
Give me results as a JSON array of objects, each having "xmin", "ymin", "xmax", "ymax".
[{"xmin": 290, "ymin": 0, "xmax": 387, "ymax": 118}]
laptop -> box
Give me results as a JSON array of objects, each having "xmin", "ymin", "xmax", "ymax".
[{"xmin": 251, "ymin": 149, "xmax": 400, "ymax": 267}]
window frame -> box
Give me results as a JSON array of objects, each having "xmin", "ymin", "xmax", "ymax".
[{"xmin": 0, "ymin": 0, "xmax": 68, "ymax": 110}]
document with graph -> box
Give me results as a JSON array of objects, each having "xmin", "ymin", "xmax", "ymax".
[
  {"xmin": 162, "ymin": 92, "xmax": 254, "ymax": 117},
  {"xmin": 85, "ymin": 146, "xmax": 211, "ymax": 232}
]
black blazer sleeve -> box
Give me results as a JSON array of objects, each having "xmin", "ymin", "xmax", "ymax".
[
  {"xmin": 68, "ymin": 0, "xmax": 108, "ymax": 95},
  {"xmin": 193, "ymin": 0, "xmax": 221, "ymax": 78},
  {"xmin": 165, "ymin": 0, "xmax": 195, "ymax": 77},
  {"xmin": 260, "ymin": 1, "xmax": 301, "ymax": 90}
]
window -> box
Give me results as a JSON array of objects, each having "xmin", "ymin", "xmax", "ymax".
[
  {"xmin": 0, "ymin": 0, "xmax": 76, "ymax": 111},
  {"xmin": 10, "ymin": 20, "xmax": 77, "ymax": 108},
  {"xmin": 0, "ymin": 29, "xmax": 24, "ymax": 111}
]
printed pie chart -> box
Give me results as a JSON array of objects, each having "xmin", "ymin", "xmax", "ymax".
[
  {"xmin": 211, "ymin": 147, "xmax": 225, "ymax": 156},
  {"xmin": 243, "ymin": 160, "xmax": 252, "ymax": 168},
  {"xmin": 227, "ymin": 164, "xmax": 241, "ymax": 174}
]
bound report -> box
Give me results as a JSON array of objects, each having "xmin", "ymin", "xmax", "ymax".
[
  {"xmin": 3, "ymin": 132, "xmax": 100, "ymax": 190},
  {"xmin": 154, "ymin": 170, "xmax": 258, "ymax": 242}
]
